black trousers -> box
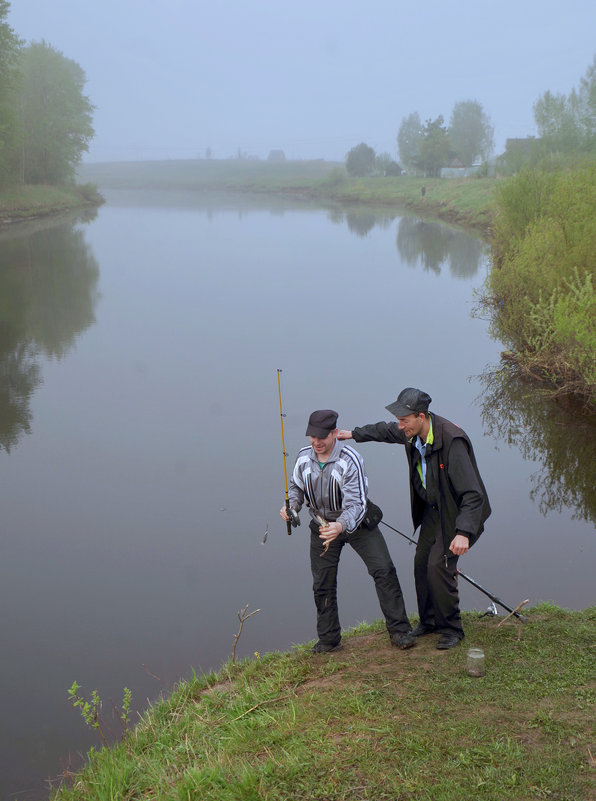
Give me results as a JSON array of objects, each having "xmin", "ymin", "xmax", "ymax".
[
  {"xmin": 414, "ymin": 505, "xmax": 464, "ymax": 637},
  {"xmin": 310, "ymin": 521, "xmax": 411, "ymax": 646}
]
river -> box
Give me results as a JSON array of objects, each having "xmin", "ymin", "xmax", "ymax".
[{"xmin": 1, "ymin": 190, "xmax": 594, "ymax": 800}]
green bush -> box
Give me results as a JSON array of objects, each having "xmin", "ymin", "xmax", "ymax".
[
  {"xmin": 486, "ymin": 161, "xmax": 596, "ymax": 402},
  {"xmin": 321, "ymin": 166, "xmax": 347, "ymax": 188}
]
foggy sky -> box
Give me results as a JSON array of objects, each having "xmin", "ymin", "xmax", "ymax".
[{"xmin": 7, "ymin": 0, "xmax": 596, "ymax": 163}]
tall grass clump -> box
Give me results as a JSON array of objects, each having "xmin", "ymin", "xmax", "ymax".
[{"xmin": 485, "ymin": 161, "xmax": 596, "ymax": 406}]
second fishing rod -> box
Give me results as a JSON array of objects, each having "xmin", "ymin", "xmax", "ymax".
[{"xmin": 379, "ymin": 519, "xmax": 527, "ymax": 622}]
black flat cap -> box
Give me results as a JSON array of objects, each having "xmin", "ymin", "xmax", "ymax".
[
  {"xmin": 385, "ymin": 388, "xmax": 431, "ymax": 417},
  {"xmin": 306, "ymin": 409, "xmax": 338, "ymax": 438}
]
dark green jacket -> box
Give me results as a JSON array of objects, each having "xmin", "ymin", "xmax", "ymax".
[{"xmin": 353, "ymin": 413, "xmax": 491, "ymax": 551}]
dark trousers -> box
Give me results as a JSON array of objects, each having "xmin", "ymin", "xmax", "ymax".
[
  {"xmin": 414, "ymin": 505, "xmax": 464, "ymax": 637},
  {"xmin": 310, "ymin": 521, "xmax": 411, "ymax": 645}
]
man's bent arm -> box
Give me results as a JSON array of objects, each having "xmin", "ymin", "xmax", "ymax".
[{"xmin": 352, "ymin": 421, "xmax": 407, "ymax": 445}]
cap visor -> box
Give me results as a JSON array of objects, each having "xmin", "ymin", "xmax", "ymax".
[
  {"xmin": 306, "ymin": 425, "xmax": 331, "ymax": 437},
  {"xmin": 385, "ymin": 400, "xmax": 412, "ymax": 416}
]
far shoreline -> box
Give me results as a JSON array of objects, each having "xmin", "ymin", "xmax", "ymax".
[
  {"xmin": 1, "ymin": 161, "xmax": 497, "ymax": 237},
  {"xmin": 0, "ymin": 183, "xmax": 105, "ymax": 229}
]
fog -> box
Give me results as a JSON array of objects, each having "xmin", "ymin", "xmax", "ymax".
[{"xmin": 7, "ymin": 0, "xmax": 596, "ymax": 163}]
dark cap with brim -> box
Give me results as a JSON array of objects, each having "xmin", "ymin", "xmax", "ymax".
[
  {"xmin": 306, "ymin": 409, "xmax": 338, "ymax": 438},
  {"xmin": 385, "ymin": 388, "xmax": 431, "ymax": 417}
]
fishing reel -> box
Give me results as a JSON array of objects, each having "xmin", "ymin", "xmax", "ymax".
[
  {"xmin": 289, "ymin": 508, "xmax": 301, "ymax": 527},
  {"xmin": 478, "ymin": 602, "xmax": 498, "ymax": 619}
]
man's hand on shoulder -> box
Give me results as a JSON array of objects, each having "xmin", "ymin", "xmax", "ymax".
[{"xmin": 337, "ymin": 430, "xmax": 353, "ymax": 440}]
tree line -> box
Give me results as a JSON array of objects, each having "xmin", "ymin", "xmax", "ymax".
[
  {"xmin": 0, "ymin": 0, "xmax": 94, "ymax": 188},
  {"xmin": 501, "ymin": 55, "xmax": 596, "ymax": 173},
  {"xmin": 346, "ymin": 99, "xmax": 494, "ymax": 178},
  {"xmin": 346, "ymin": 54, "xmax": 596, "ymax": 178}
]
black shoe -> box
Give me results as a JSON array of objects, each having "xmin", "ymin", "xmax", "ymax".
[
  {"xmin": 436, "ymin": 632, "xmax": 462, "ymax": 650},
  {"xmin": 312, "ymin": 640, "xmax": 343, "ymax": 654},
  {"xmin": 411, "ymin": 623, "xmax": 435, "ymax": 637},
  {"xmin": 390, "ymin": 631, "xmax": 416, "ymax": 649}
]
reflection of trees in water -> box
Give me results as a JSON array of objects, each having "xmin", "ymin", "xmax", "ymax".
[
  {"xmin": 326, "ymin": 208, "xmax": 395, "ymax": 238},
  {"xmin": 0, "ymin": 221, "xmax": 100, "ymax": 451},
  {"xmin": 345, "ymin": 212, "xmax": 377, "ymax": 238},
  {"xmin": 325, "ymin": 208, "xmax": 485, "ymax": 275},
  {"xmin": 477, "ymin": 364, "xmax": 596, "ymax": 524},
  {"xmin": 0, "ymin": 339, "xmax": 41, "ymax": 452},
  {"xmin": 396, "ymin": 218, "xmax": 447, "ymax": 274},
  {"xmin": 396, "ymin": 217, "xmax": 485, "ymax": 277}
]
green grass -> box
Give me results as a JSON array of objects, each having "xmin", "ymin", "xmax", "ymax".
[
  {"xmin": 0, "ymin": 183, "xmax": 103, "ymax": 220},
  {"xmin": 52, "ymin": 605, "xmax": 596, "ymax": 801}
]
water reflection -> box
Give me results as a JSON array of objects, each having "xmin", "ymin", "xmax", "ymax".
[
  {"xmin": 323, "ymin": 206, "xmax": 485, "ymax": 275},
  {"xmin": 0, "ymin": 216, "xmax": 100, "ymax": 451},
  {"xmin": 396, "ymin": 217, "xmax": 485, "ymax": 277},
  {"xmin": 344, "ymin": 211, "xmax": 378, "ymax": 238},
  {"xmin": 477, "ymin": 363, "xmax": 596, "ymax": 524}
]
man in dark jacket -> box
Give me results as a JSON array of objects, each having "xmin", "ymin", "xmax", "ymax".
[{"xmin": 338, "ymin": 388, "xmax": 490, "ymax": 649}]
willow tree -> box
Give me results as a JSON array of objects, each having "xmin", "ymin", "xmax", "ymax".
[
  {"xmin": 449, "ymin": 100, "xmax": 494, "ymax": 166},
  {"xmin": 534, "ymin": 54, "xmax": 596, "ymax": 153},
  {"xmin": 397, "ymin": 111, "xmax": 423, "ymax": 172},
  {"xmin": 21, "ymin": 40, "xmax": 95, "ymax": 184}
]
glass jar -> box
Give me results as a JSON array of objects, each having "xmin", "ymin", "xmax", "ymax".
[{"xmin": 466, "ymin": 647, "xmax": 485, "ymax": 677}]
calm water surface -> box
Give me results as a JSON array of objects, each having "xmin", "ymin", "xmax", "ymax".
[{"xmin": 1, "ymin": 191, "xmax": 594, "ymax": 799}]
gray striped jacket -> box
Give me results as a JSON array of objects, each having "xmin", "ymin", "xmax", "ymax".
[{"xmin": 288, "ymin": 439, "xmax": 368, "ymax": 533}]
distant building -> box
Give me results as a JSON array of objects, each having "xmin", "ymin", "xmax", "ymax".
[
  {"xmin": 384, "ymin": 161, "xmax": 402, "ymax": 176},
  {"xmin": 267, "ymin": 149, "xmax": 286, "ymax": 162},
  {"xmin": 440, "ymin": 157, "xmax": 482, "ymax": 178}
]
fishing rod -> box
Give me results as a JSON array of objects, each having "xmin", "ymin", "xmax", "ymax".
[
  {"xmin": 277, "ymin": 369, "xmax": 299, "ymax": 536},
  {"xmin": 379, "ymin": 519, "xmax": 528, "ymax": 623}
]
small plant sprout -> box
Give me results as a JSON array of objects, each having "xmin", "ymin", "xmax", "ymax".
[
  {"xmin": 67, "ymin": 681, "xmax": 109, "ymax": 748},
  {"xmin": 119, "ymin": 686, "xmax": 132, "ymax": 737},
  {"xmin": 67, "ymin": 682, "xmax": 133, "ymax": 746}
]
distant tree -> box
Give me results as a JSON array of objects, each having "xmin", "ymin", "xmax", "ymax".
[
  {"xmin": 578, "ymin": 55, "xmax": 596, "ymax": 147},
  {"xmin": 0, "ymin": 0, "xmax": 23, "ymax": 186},
  {"xmin": 417, "ymin": 116, "xmax": 450, "ymax": 177},
  {"xmin": 21, "ymin": 41, "xmax": 94, "ymax": 184},
  {"xmin": 534, "ymin": 54, "xmax": 596, "ymax": 153},
  {"xmin": 205, "ymin": 146, "xmax": 212, "ymax": 159},
  {"xmin": 397, "ymin": 112, "xmax": 423, "ymax": 172},
  {"xmin": 267, "ymin": 149, "xmax": 286, "ymax": 162},
  {"xmin": 449, "ymin": 100, "xmax": 494, "ymax": 165},
  {"xmin": 375, "ymin": 151, "xmax": 393, "ymax": 174},
  {"xmin": 345, "ymin": 142, "xmax": 375, "ymax": 177},
  {"xmin": 534, "ymin": 90, "xmax": 583, "ymax": 151}
]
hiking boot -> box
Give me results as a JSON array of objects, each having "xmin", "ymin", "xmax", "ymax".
[
  {"xmin": 411, "ymin": 623, "xmax": 435, "ymax": 637},
  {"xmin": 436, "ymin": 632, "xmax": 462, "ymax": 650},
  {"xmin": 390, "ymin": 631, "xmax": 416, "ymax": 649},
  {"xmin": 311, "ymin": 640, "xmax": 343, "ymax": 654}
]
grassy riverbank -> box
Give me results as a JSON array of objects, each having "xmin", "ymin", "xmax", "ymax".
[
  {"xmin": 481, "ymin": 162, "xmax": 596, "ymax": 408},
  {"xmin": 52, "ymin": 605, "xmax": 595, "ymax": 801},
  {"xmin": 0, "ymin": 183, "xmax": 104, "ymax": 225},
  {"xmin": 77, "ymin": 159, "xmax": 496, "ymax": 234}
]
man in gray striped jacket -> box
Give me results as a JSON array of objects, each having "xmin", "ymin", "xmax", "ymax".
[{"xmin": 281, "ymin": 409, "xmax": 415, "ymax": 653}]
